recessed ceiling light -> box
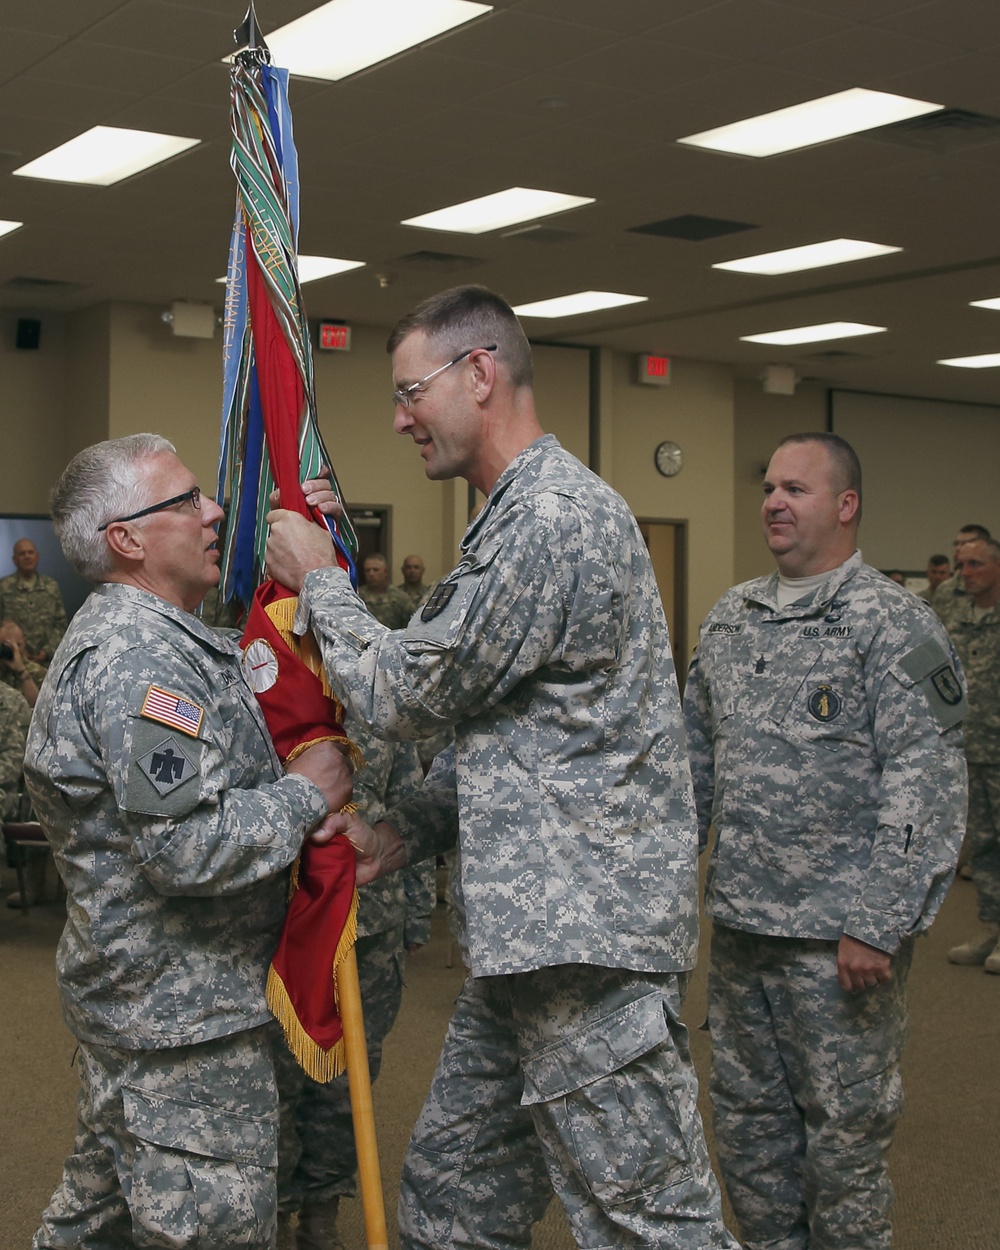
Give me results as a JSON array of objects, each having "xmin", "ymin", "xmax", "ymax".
[
  {"xmin": 678, "ymin": 88, "xmax": 943, "ymax": 158},
  {"xmin": 512, "ymin": 291, "xmax": 647, "ymax": 318},
  {"xmin": 938, "ymin": 352, "xmax": 1000, "ymax": 368},
  {"xmin": 13, "ymin": 126, "xmax": 200, "ymax": 186},
  {"xmin": 402, "ymin": 187, "xmax": 594, "ymax": 234},
  {"xmin": 0, "ymin": 220, "xmax": 23, "ymax": 240},
  {"xmin": 216, "ymin": 255, "xmax": 365, "ymax": 284},
  {"xmin": 741, "ymin": 322, "xmax": 887, "ymax": 346},
  {"xmin": 236, "ymin": 0, "xmax": 492, "ymax": 83},
  {"xmin": 969, "ymin": 297, "xmax": 1000, "ymax": 310},
  {"xmin": 714, "ymin": 238, "xmax": 901, "ymax": 276}
]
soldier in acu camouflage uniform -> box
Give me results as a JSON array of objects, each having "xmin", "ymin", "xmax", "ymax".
[
  {"xmin": 25, "ymin": 433, "xmax": 353, "ymax": 1250},
  {"xmin": 0, "ymin": 679, "xmax": 30, "ymax": 822},
  {"xmin": 0, "ymin": 537, "xmax": 68, "ymax": 665},
  {"xmin": 359, "ymin": 553, "xmax": 413, "ymax": 629},
  {"xmin": 945, "ymin": 537, "xmax": 1000, "ymax": 971},
  {"xmin": 684, "ymin": 433, "xmax": 967, "ymax": 1250},
  {"xmin": 274, "ymin": 710, "xmax": 440, "ymax": 1250},
  {"xmin": 266, "ymin": 285, "xmax": 737, "ymax": 1250}
]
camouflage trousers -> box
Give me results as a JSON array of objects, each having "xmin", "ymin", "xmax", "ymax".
[
  {"xmin": 708, "ymin": 926, "xmax": 913, "ymax": 1250},
  {"xmin": 34, "ymin": 1026, "xmax": 279, "ymax": 1249},
  {"xmin": 399, "ymin": 963, "xmax": 738, "ymax": 1250},
  {"xmin": 967, "ymin": 763, "xmax": 1000, "ymax": 923},
  {"xmin": 273, "ymin": 924, "xmax": 405, "ymax": 1212}
]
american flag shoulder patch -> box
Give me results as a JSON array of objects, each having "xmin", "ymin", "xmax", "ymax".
[{"xmin": 140, "ymin": 685, "xmax": 205, "ymax": 737}]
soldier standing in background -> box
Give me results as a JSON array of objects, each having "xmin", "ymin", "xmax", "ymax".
[
  {"xmin": 358, "ymin": 553, "xmax": 411, "ymax": 628},
  {"xmin": 266, "ymin": 285, "xmax": 737, "ymax": 1250},
  {"xmin": 0, "ymin": 538, "xmax": 68, "ymax": 665},
  {"xmin": 25, "ymin": 434, "xmax": 352, "ymax": 1250},
  {"xmin": 396, "ymin": 553, "xmax": 430, "ymax": 612},
  {"xmin": 945, "ymin": 537, "xmax": 1000, "ymax": 971},
  {"xmin": 685, "ymin": 432, "xmax": 967, "ymax": 1250}
]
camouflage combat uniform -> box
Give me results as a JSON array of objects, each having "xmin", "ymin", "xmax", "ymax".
[
  {"xmin": 294, "ymin": 435, "xmax": 736, "ymax": 1249},
  {"xmin": 0, "ymin": 570, "xmax": 68, "ymax": 662},
  {"xmin": 24, "ymin": 582, "xmax": 329, "ymax": 1250},
  {"xmin": 684, "ymin": 551, "xmax": 968, "ymax": 1250},
  {"xmin": 397, "ymin": 581, "xmax": 430, "ymax": 613},
  {"xmin": 945, "ymin": 595, "xmax": 1000, "ymax": 922},
  {"xmin": 929, "ymin": 570, "xmax": 967, "ymax": 624},
  {"xmin": 0, "ymin": 680, "xmax": 30, "ymax": 822},
  {"xmin": 358, "ymin": 583, "xmax": 412, "ymax": 629},
  {"xmin": 0, "ymin": 654, "xmax": 46, "ymax": 694},
  {"xmin": 274, "ymin": 715, "xmax": 439, "ymax": 1215}
]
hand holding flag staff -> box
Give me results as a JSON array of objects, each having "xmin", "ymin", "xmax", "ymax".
[{"xmin": 218, "ymin": 6, "xmax": 387, "ymax": 1248}]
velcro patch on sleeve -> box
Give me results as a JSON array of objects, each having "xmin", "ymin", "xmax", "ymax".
[
  {"xmin": 896, "ymin": 638, "xmax": 968, "ymax": 729},
  {"xmin": 140, "ymin": 685, "xmax": 204, "ymax": 737}
]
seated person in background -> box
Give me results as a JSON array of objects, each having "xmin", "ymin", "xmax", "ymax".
[
  {"xmin": 0, "ymin": 538, "xmax": 68, "ymax": 666},
  {"xmin": 358, "ymin": 553, "xmax": 411, "ymax": 629},
  {"xmin": 0, "ymin": 619, "xmax": 45, "ymax": 708},
  {"xmin": 397, "ymin": 554, "xmax": 430, "ymax": 612},
  {"xmin": 917, "ymin": 553, "xmax": 950, "ymax": 604}
]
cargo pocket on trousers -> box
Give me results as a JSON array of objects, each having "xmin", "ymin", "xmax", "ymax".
[
  {"xmin": 123, "ymin": 1085, "xmax": 278, "ymax": 1248},
  {"xmin": 520, "ymin": 991, "xmax": 693, "ymax": 1206}
]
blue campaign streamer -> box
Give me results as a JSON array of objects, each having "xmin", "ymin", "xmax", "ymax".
[
  {"xmin": 231, "ymin": 364, "xmax": 267, "ymax": 605},
  {"xmin": 262, "ymin": 63, "xmax": 300, "ymax": 245}
]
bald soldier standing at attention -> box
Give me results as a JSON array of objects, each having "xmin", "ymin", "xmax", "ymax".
[
  {"xmin": 25, "ymin": 434, "xmax": 352, "ymax": 1250},
  {"xmin": 266, "ymin": 285, "xmax": 736, "ymax": 1250},
  {"xmin": 684, "ymin": 433, "xmax": 967, "ymax": 1250}
]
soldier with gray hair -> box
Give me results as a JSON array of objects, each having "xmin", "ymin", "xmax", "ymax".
[
  {"xmin": 26, "ymin": 433, "xmax": 353, "ymax": 1250},
  {"xmin": 266, "ymin": 284, "xmax": 736, "ymax": 1249},
  {"xmin": 684, "ymin": 432, "xmax": 968, "ymax": 1250}
]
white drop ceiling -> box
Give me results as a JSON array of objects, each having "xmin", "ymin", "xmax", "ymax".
[{"xmin": 4, "ymin": 0, "xmax": 1000, "ymax": 405}]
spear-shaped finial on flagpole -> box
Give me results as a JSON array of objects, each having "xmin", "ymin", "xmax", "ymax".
[{"xmin": 234, "ymin": 1, "xmax": 270, "ymax": 61}]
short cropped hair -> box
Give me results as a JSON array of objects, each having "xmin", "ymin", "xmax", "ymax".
[
  {"xmin": 928, "ymin": 554, "xmax": 950, "ymax": 567},
  {"xmin": 387, "ymin": 285, "xmax": 533, "ymax": 389},
  {"xmin": 966, "ymin": 537, "xmax": 1000, "ymax": 562},
  {"xmin": 775, "ymin": 432, "xmax": 863, "ymax": 516},
  {"xmin": 958, "ymin": 524, "xmax": 991, "ymax": 540},
  {"xmin": 51, "ymin": 433, "xmax": 174, "ymax": 581}
]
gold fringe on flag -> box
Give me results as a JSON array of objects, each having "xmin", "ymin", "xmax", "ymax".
[{"xmin": 266, "ymin": 886, "xmax": 360, "ymax": 1083}]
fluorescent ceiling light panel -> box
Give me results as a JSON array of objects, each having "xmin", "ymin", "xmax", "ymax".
[
  {"xmin": 297, "ymin": 255, "xmax": 365, "ymax": 282},
  {"xmin": 13, "ymin": 126, "xmax": 200, "ymax": 186},
  {"xmin": 969, "ymin": 297, "xmax": 1000, "ymax": 310},
  {"xmin": 938, "ymin": 352, "xmax": 1000, "ymax": 368},
  {"xmin": 512, "ymin": 291, "xmax": 648, "ymax": 318},
  {"xmin": 678, "ymin": 88, "xmax": 943, "ymax": 158},
  {"xmin": 250, "ymin": 0, "xmax": 491, "ymax": 82},
  {"xmin": 714, "ymin": 238, "xmax": 901, "ymax": 276},
  {"xmin": 741, "ymin": 322, "xmax": 887, "ymax": 346},
  {"xmin": 403, "ymin": 187, "xmax": 594, "ymax": 234},
  {"xmin": 0, "ymin": 220, "xmax": 23, "ymax": 239}
]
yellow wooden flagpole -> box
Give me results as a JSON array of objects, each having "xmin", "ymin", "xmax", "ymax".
[{"xmin": 338, "ymin": 943, "xmax": 388, "ymax": 1250}]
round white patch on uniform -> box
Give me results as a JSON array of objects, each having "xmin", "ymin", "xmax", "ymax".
[{"xmin": 242, "ymin": 639, "xmax": 279, "ymax": 692}]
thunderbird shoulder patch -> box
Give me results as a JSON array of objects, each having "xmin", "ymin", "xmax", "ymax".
[{"xmin": 140, "ymin": 685, "xmax": 204, "ymax": 737}]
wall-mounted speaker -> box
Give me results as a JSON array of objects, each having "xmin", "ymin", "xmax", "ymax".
[{"xmin": 16, "ymin": 318, "xmax": 41, "ymax": 350}]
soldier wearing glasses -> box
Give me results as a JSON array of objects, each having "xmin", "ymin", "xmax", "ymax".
[
  {"xmin": 26, "ymin": 434, "xmax": 352, "ymax": 1250},
  {"xmin": 266, "ymin": 286, "xmax": 736, "ymax": 1250}
]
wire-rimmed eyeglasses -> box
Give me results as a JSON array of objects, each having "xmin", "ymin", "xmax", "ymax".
[
  {"xmin": 97, "ymin": 486, "xmax": 202, "ymax": 532},
  {"xmin": 392, "ymin": 344, "xmax": 497, "ymax": 409}
]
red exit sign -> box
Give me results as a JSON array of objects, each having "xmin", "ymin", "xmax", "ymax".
[
  {"xmin": 318, "ymin": 322, "xmax": 351, "ymax": 351},
  {"xmin": 638, "ymin": 353, "xmax": 671, "ymax": 385}
]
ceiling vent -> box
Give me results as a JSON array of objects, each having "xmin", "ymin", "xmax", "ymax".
[
  {"xmin": 797, "ymin": 349, "xmax": 870, "ymax": 362},
  {"xmin": 628, "ymin": 214, "xmax": 757, "ymax": 241},
  {"xmin": 868, "ymin": 108, "xmax": 1000, "ymax": 152},
  {"xmin": 2, "ymin": 276, "xmax": 86, "ymax": 294},
  {"xmin": 392, "ymin": 250, "xmax": 485, "ymax": 270}
]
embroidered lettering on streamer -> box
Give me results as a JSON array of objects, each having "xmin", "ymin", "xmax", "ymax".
[{"xmin": 141, "ymin": 685, "xmax": 204, "ymax": 736}]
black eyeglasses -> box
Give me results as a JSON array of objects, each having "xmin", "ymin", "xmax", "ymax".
[
  {"xmin": 97, "ymin": 486, "xmax": 202, "ymax": 532},
  {"xmin": 392, "ymin": 345, "xmax": 497, "ymax": 409}
]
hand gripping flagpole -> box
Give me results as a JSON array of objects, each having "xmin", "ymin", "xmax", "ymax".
[{"xmin": 223, "ymin": 9, "xmax": 386, "ymax": 1248}]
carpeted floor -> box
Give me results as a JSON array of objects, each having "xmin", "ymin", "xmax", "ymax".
[{"xmin": 2, "ymin": 859, "xmax": 996, "ymax": 1249}]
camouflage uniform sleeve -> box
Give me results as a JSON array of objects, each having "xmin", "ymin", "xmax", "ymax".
[
  {"xmin": 682, "ymin": 643, "xmax": 715, "ymax": 853},
  {"xmin": 384, "ymin": 744, "xmax": 459, "ymax": 868},
  {"xmin": 81, "ymin": 647, "xmax": 328, "ymax": 897},
  {"xmin": 0, "ymin": 685, "xmax": 28, "ymax": 822},
  {"xmin": 45, "ymin": 580, "xmax": 69, "ymax": 657},
  {"xmin": 380, "ymin": 737, "xmax": 438, "ymax": 947},
  {"xmin": 297, "ymin": 498, "xmax": 591, "ymax": 741},
  {"xmin": 844, "ymin": 625, "xmax": 968, "ymax": 952}
]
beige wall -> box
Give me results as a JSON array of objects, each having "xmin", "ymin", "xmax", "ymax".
[{"xmin": 1, "ymin": 311, "xmax": 70, "ymax": 514}]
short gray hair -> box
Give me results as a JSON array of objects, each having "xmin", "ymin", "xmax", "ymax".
[{"xmin": 51, "ymin": 434, "xmax": 175, "ymax": 581}]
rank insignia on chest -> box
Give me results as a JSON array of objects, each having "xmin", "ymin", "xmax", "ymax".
[
  {"xmin": 808, "ymin": 684, "xmax": 842, "ymax": 722},
  {"xmin": 421, "ymin": 582, "xmax": 457, "ymax": 622},
  {"xmin": 930, "ymin": 663, "xmax": 963, "ymax": 706},
  {"xmin": 140, "ymin": 685, "xmax": 204, "ymax": 736}
]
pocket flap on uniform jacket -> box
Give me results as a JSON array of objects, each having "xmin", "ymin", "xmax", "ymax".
[
  {"xmin": 520, "ymin": 991, "xmax": 668, "ymax": 1105},
  {"xmin": 122, "ymin": 1086, "xmax": 278, "ymax": 1166}
]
